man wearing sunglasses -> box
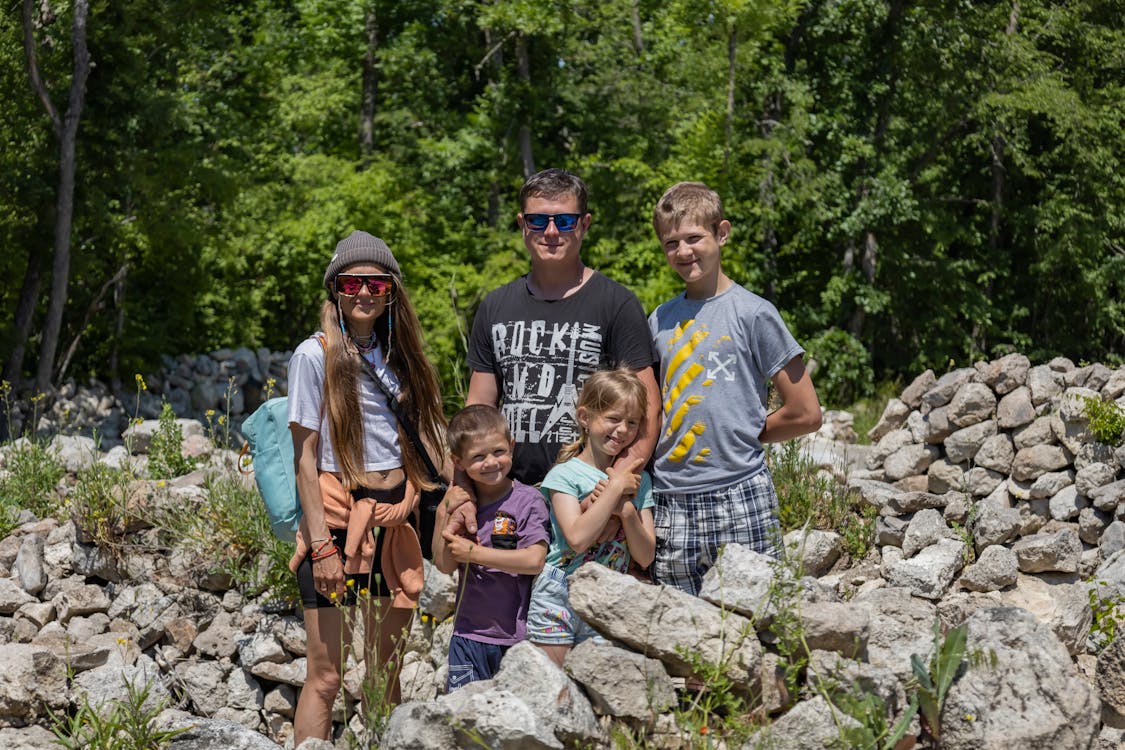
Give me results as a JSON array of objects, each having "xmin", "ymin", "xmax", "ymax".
[{"xmin": 461, "ymin": 168, "xmax": 661, "ymax": 507}]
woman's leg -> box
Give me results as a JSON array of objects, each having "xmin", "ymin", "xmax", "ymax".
[
  {"xmin": 362, "ymin": 596, "xmax": 413, "ymax": 708},
  {"xmin": 294, "ymin": 605, "xmax": 349, "ymax": 745}
]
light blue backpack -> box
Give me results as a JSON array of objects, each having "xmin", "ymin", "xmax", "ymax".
[
  {"xmin": 240, "ymin": 397, "xmax": 301, "ymax": 542},
  {"xmin": 239, "ymin": 335, "xmax": 323, "ymax": 542}
]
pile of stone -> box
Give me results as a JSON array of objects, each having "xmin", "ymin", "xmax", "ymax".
[
  {"xmin": 6, "ymin": 346, "xmax": 290, "ymax": 446},
  {"xmin": 0, "ymin": 354, "xmax": 1124, "ymax": 749}
]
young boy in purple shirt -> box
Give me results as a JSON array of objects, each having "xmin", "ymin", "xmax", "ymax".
[{"xmin": 432, "ymin": 405, "xmax": 551, "ymax": 691}]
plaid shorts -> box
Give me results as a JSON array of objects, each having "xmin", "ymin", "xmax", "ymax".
[{"xmin": 653, "ymin": 469, "xmax": 781, "ymax": 596}]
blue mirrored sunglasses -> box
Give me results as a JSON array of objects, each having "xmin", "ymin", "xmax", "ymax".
[{"xmin": 523, "ymin": 213, "xmax": 582, "ymax": 232}]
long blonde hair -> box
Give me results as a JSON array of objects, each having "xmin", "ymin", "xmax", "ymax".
[
  {"xmin": 555, "ymin": 368, "xmax": 647, "ymax": 465},
  {"xmin": 319, "ymin": 281, "xmax": 446, "ymax": 491}
]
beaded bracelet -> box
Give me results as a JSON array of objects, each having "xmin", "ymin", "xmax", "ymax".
[{"xmin": 311, "ymin": 538, "xmax": 335, "ymax": 556}]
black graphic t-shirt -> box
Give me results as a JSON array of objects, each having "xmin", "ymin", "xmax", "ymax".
[{"xmin": 468, "ymin": 272, "xmax": 658, "ymax": 485}]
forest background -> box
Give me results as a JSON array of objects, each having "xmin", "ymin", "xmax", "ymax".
[{"xmin": 2, "ymin": 0, "xmax": 1122, "ymax": 420}]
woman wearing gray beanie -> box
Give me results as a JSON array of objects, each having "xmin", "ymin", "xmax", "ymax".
[{"xmin": 286, "ymin": 230, "xmax": 446, "ymax": 744}]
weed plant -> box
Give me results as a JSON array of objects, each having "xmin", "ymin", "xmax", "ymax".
[
  {"xmin": 0, "ymin": 439, "xmax": 65, "ymax": 535},
  {"xmin": 49, "ymin": 675, "xmax": 187, "ymax": 750},
  {"xmin": 1081, "ymin": 394, "xmax": 1125, "ymax": 445},
  {"xmin": 157, "ymin": 473, "xmax": 297, "ymax": 601},
  {"xmin": 1087, "ymin": 581, "xmax": 1125, "ymax": 651},
  {"xmin": 768, "ymin": 440, "xmax": 874, "ymax": 560},
  {"xmin": 148, "ymin": 401, "xmax": 197, "ymax": 479}
]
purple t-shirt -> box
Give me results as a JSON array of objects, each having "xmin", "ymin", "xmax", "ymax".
[{"xmin": 452, "ymin": 480, "xmax": 551, "ymax": 645}]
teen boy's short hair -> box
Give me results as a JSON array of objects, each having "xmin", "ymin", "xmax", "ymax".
[
  {"xmin": 447, "ymin": 404, "xmax": 512, "ymax": 457},
  {"xmin": 519, "ymin": 168, "xmax": 588, "ymax": 214},
  {"xmin": 652, "ymin": 181, "xmax": 724, "ymax": 240}
]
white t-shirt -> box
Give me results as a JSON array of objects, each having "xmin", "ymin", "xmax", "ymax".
[{"xmin": 287, "ymin": 334, "xmax": 402, "ymax": 472}]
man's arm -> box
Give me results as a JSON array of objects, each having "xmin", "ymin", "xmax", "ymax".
[
  {"xmin": 466, "ymin": 371, "xmax": 500, "ymax": 407},
  {"xmin": 759, "ymin": 356, "xmax": 822, "ymax": 443},
  {"xmin": 613, "ymin": 364, "xmax": 660, "ymax": 469}
]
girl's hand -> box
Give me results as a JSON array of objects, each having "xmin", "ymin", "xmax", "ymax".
[
  {"xmin": 313, "ymin": 553, "xmax": 345, "ymax": 600},
  {"xmin": 442, "ymin": 529, "xmax": 479, "ymax": 564},
  {"xmin": 605, "ymin": 457, "xmax": 644, "ymax": 495}
]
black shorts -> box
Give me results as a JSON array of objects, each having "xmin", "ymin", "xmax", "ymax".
[{"xmin": 296, "ymin": 483, "xmax": 417, "ymax": 609}]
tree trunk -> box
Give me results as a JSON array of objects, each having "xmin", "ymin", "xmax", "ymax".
[
  {"xmin": 724, "ymin": 27, "xmax": 737, "ymax": 187},
  {"xmin": 515, "ymin": 33, "xmax": 535, "ymax": 179},
  {"xmin": 360, "ymin": 3, "xmax": 378, "ymax": 159},
  {"xmin": 1, "ymin": 246, "xmax": 43, "ymax": 390},
  {"xmin": 23, "ymin": 0, "xmax": 91, "ymax": 395},
  {"xmin": 630, "ymin": 0, "xmax": 644, "ymax": 54}
]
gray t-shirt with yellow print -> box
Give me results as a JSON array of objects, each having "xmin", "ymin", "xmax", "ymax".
[{"xmin": 648, "ymin": 284, "xmax": 804, "ymax": 493}]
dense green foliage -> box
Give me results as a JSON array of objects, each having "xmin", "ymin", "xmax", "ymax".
[{"xmin": 3, "ymin": 0, "xmax": 1123, "ymax": 408}]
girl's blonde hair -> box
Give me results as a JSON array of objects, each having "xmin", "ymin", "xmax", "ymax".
[
  {"xmin": 556, "ymin": 368, "xmax": 647, "ymax": 464},
  {"xmin": 319, "ymin": 278, "xmax": 446, "ymax": 491}
]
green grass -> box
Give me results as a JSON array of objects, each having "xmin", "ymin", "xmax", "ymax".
[{"xmin": 769, "ymin": 440, "xmax": 875, "ymax": 561}]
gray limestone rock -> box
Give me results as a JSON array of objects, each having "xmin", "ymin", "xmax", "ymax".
[
  {"xmin": 568, "ymin": 564, "xmax": 762, "ymax": 692},
  {"xmin": 867, "ymin": 397, "xmax": 910, "ymax": 442},
  {"xmin": 939, "ymin": 607, "xmax": 1099, "ymax": 750},
  {"xmin": 1013, "ymin": 415, "xmax": 1058, "ymax": 450},
  {"xmin": 884, "ymin": 538, "xmax": 966, "ymax": 600},
  {"xmin": 885, "ymin": 444, "xmax": 940, "ymax": 484},
  {"xmin": 973, "ymin": 502, "xmax": 1023, "ymax": 551},
  {"xmin": 899, "ymin": 369, "xmax": 937, "ymax": 409},
  {"xmin": 1029, "ymin": 469, "xmax": 1074, "ymax": 500},
  {"xmin": 1048, "ymin": 484, "xmax": 1084, "ymax": 521},
  {"xmin": 746, "ymin": 695, "xmax": 860, "ymax": 750},
  {"xmin": 927, "ymin": 458, "xmax": 966, "ymax": 495},
  {"xmin": 1077, "ymin": 462, "xmax": 1118, "ymax": 496},
  {"xmin": 699, "ymin": 543, "xmax": 776, "ymax": 621},
  {"xmin": 901, "ymin": 508, "xmax": 951, "ymax": 558},
  {"xmin": 921, "ymin": 368, "xmax": 977, "ymax": 409},
  {"xmin": 1013, "ymin": 527, "xmax": 1082, "ymax": 574},
  {"xmin": 944, "ymin": 420, "xmax": 998, "ymax": 465},
  {"xmin": 960, "ymin": 545, "xmax": 1018, "ymax": 593},
  {"xmin": 565, "ymin": 640, "xmax": 675, "ymax": 719},
  {"xmin": 1027, "ymin": 365, "xmax": 1064, "ymax": 406},
  {"xmin": 1011, "ymin": 444, "xmax": 1070, "ymax": 482},
  {"xmin": 783, "ymin": 528, "xmax": 842, "ymax": 576},
  {"xmin": 13, "ymin": 535, "xmax": 46, "ymax": 596},
  {"xmin": 974, "ymin": 353, "xmax": 1030, "ymax": 395},
  {"xmin": 974, "ymin": 433, "xmax": 1015, "ymax": 474},
  {"xmin": 996, "ymin": 386, "xmax": 1036, "ymax": 429},
  {"xmin": 947, "ymin": 382, "xmax": 997, "ymax": 428}
]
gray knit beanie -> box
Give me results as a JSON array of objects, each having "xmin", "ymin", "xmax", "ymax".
[{"xmin": 323, "ymin": 230, "xmax": 402, "ymax": 293}]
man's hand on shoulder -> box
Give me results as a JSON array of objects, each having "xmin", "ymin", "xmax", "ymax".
[{"xmin": 441, "ymin": 482, "xmax": 479, "ymax": 537}]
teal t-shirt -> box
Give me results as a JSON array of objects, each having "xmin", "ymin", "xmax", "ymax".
[{"xmin": 540, "ymin": 457, "xmax": 654, "ymax": 575}]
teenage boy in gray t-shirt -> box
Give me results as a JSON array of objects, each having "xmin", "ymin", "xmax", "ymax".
[{"xmin": 647, "ymin": 182, "xmax": 823, "ymax": 596}]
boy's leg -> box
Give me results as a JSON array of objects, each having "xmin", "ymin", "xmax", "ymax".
[
  {"xmin": 653, "ymin": 491, "xmax": 706, "ymax": 595},
  {"xmin": 446, "ymin": 635, "xmax": 507, "ymax": 691},
  {"xmin": 727, "ymin": 469, "xmax": 782, "ymax": 558}
]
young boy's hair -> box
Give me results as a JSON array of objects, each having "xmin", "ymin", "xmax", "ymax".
[
  {"xmin": 519, "ymin": 167, "xmax": 588, "ymax": 214},
  {"xmin": 652, "ymin": 181, "xmax": 724, "ymax": 240},
  {"xmin": 447, "ymin": 404, "xmax": 512, "ymax": 457},
  {"xmin": 556, "ymin": 368, "xmax": 647, "ymax": 464}
]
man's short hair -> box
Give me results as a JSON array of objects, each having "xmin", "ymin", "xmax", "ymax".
[
  {"xmin": 652, "ymin": 181, "xmax": 724, "ymax": 240},
  {"xmin": 520, "ymin": 168, "xmax": 588, "ymax": 214},
  {"xmin": 447, "ymin": 404, "xmax": 511, "ymax": 457}
]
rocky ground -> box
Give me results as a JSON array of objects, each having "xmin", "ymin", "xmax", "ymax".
[{"xmin": 0, "ymin": 352, "xmax": 1124, "ymax": 749}]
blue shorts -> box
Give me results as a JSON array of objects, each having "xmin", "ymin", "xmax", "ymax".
[
  {"xmin": 653, "ymin": 469, "xmax": 781, "ymax": 596},
  {"xmin": 446, "ymin": 635, "xmax": 508, "ymax": 692},
  {"xmin": 526, "ymin": 563, "xmax": 604, "ymax": 646}
]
